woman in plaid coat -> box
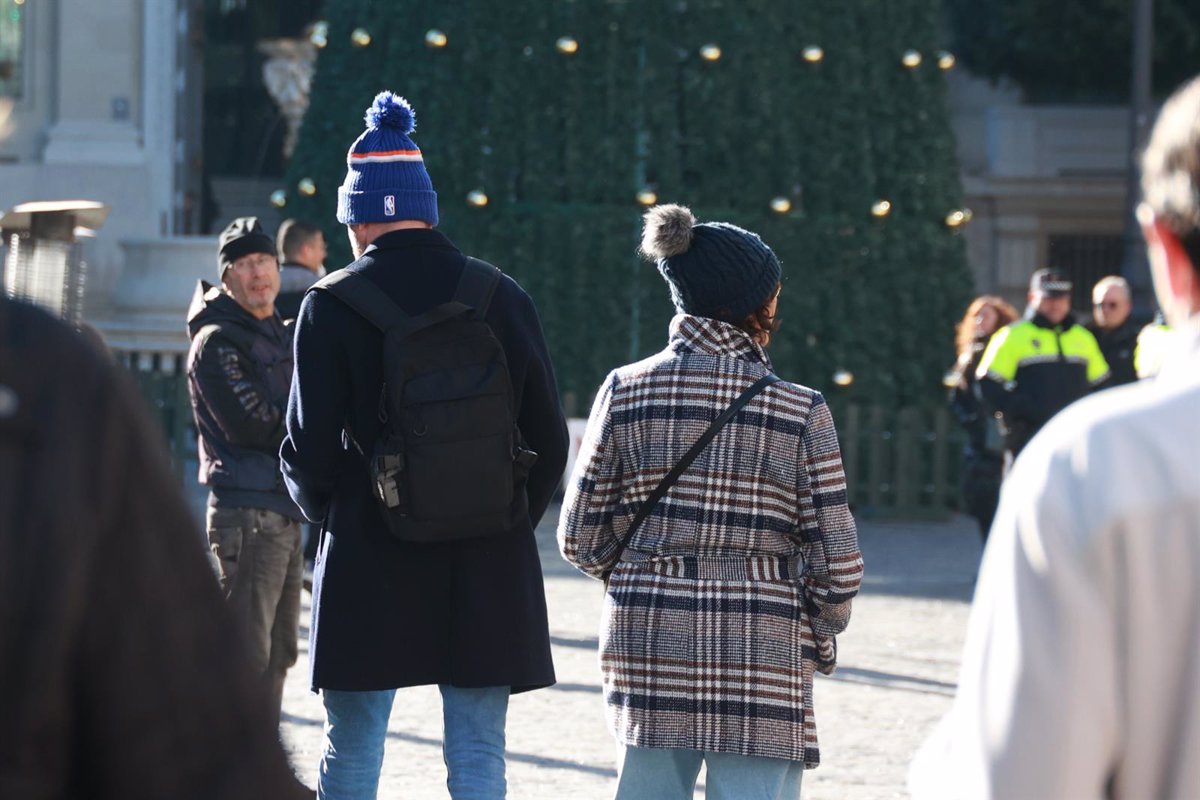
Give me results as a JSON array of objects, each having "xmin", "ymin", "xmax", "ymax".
[{"xmin": 558, "ymin": 205, "xmax": 863, "ymax": 800}]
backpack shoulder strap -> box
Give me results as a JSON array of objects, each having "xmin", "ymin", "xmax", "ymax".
[
  {"xmin": 601, "ymin": 372, "xmax": 782, "ymax": 586},
  {"xmin": 311, "ymin": 269, "xmax": 409, "ymax": 332},
  {"xmin": 378, "ymin": 257, "xmax": 499, "ymax": 338},
  {"xmin": 454, "ymin": 257, "xmax": 502, "ymax": 319}
]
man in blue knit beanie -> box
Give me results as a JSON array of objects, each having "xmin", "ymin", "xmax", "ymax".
[{"xmin": 281, "ymin": 92, "xmax": 569, "ymax": 799}]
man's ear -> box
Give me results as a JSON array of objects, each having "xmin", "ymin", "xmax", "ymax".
[{"xmin": 1150, "ymin": 219, "xmax": 1197, "ymax": 301}]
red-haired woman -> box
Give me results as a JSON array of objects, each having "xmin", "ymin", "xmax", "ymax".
[{"xmin": 947, "ymin": 295, "xmax": 1018, "ymax": 540}]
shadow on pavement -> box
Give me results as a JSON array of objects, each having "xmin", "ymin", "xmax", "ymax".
[
  {"xmin": 551, "ymin": 682, "xmax": 603, "ymax": 695},
  {"xmin": 550, "ymin": 635, "xmax": 599, "ymax": 651},
  {"xmin": 280, "ymin": 712, "xmax": 618, "ymax": 779},
  {"xmin": 825, "ymin": 666, "xmax": 957, "ymax": 697}
]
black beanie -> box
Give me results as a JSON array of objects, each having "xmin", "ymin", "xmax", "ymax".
[
  {"xmin": 641, "ymin": 204, "xmax": 782, "ymax": 321},
  {"xmin": 217, "ymin": 217, "xmax": 276, "ymax": 278}
]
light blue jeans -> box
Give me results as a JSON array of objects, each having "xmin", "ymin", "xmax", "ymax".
[
  {"xmin": 615, "ymin": 745, "xmax": 804, "ymax": 800},
  {"xmin": 318, "ymin": 684, "xmax": 510, "ymax": 800}
]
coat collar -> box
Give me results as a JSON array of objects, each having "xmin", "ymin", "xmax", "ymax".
[
  {"xmin": 668, "ymin": 314, "xmax": 771, "ymax": 366},
  {"xmin": 364, "ymin": 227, "xmax": 459, "ymax": 256},
  {"xmin": 1026, "ymin": 309, "xmax": 1077, "ymax": 332}
]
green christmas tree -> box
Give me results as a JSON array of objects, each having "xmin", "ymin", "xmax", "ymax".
[{"xmin": 285, "ymin": 1, "xmax": 971, "ymax": 413}]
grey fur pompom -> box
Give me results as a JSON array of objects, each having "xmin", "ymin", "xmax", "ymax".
[{"xmin": 640, "ymin": 204, "xmax": 696, "ymax": 260}]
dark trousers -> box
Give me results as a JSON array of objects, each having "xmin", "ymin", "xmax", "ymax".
[
  {"xmin": 961, "ymin": 452, "xmax": 1003, "ymax": 542},
  {"xmin": 206, "ymin": 506, "xmax": 304, "ymax": 722}
]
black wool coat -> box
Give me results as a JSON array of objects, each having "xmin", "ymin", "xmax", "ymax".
[{"xmin": 280, "ymin": 229, "xmax": 569, "ymax": 693}]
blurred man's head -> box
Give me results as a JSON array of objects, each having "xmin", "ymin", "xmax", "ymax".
[
  {"xmin": 1028, "ymin": 268, "xmax": 1073, "ymax": 325},
  {"xmin": 1139, "ymin": 74, "xmax": 1200, "ymax": 326},
  {"xmin": 276, "ymin": 219, "xmax": 327, "ymax": 273},
  {"xmin": 1092, "ymin": 276, "xmax": 1132, "ymax": 330}
]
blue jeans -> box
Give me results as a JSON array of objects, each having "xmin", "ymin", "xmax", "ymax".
[
  {"xmin": 318, "ymin": 684, "xmax": 510, "ymax": 800},
  {"xmin": 615, "ymin": 745, "xmax": 804, "ymax": 800}
]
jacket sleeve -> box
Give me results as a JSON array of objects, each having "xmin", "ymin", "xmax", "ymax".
[
  {"xmin": 279, "ymin": 290, "xmax": 352, "ymax": 523},
  {"xmin": 1084, "ymin": 330, "xmax": 1112, "ymax": 390},
  {"xmin": 189, "ymin": 327, "xmax": 286, "ymax": 451},
  {"xmin": 973, "ymin": 325, "xmax": 1035, "ymax": 421},
  {"xmin": 513, "ymin": 289, "xmax": 569, "ymax": 529},
  {"xmin": 798, "ymin": 395, "xmax": 864, "ymax": 639},
  {"xmin": 557, "ymin": 371, "xmax": 624, "ymax": 579}
]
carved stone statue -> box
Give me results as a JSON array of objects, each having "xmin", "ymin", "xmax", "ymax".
[{"xmin": 258, "ymin": 37, "xmax": 316, "ymax": 160}]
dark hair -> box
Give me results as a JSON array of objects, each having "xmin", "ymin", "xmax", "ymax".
[
  {"xmin": 716, "ymin": 281, "xmax": 782, "ymax": 347},
  {"xmin": 1141, "ymin": 75, "xmax": 1200, "ymax": 270},
  {"xmin": 276, "ymin": 219, "xmax": 323, "ymax": 263}
]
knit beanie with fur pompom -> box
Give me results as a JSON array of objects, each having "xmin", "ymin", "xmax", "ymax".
[{"xmin": 640, "ymin": 204, "xmax": 781, "ymax": 321}]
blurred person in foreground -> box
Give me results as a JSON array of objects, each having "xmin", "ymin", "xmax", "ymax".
[
  {"xmin": 0, "ymin": 295, "xmax": 307, "ymax": 798},
  {"xmin": 974, "ymin": 268, "xmax": 1109, "ymax": 470},
  {"xmin": 946, "ymin": 296, "xmax": 1018, "ymax": 541},
  {"xmin": 559, "ymin": 205, "xmax": 863, "ymax": 799},
  {"xmin": 1087, "ymin": 275, "xmax": 1140, "ymax": 386},
  {"xmin": 909, "ymin": 73, "xmax": 1200, "ymax": 800}
]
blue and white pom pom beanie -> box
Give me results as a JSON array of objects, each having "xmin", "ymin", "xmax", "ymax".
[{"xmin": 336, "ymin": 91, "xmax": 439, "ymax": 226}]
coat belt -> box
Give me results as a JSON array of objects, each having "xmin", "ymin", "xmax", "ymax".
[{"xmin": 620, "ymin": 552, "xmax": 804, "ymax": 581}]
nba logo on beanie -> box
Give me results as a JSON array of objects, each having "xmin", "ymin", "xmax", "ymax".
[{"xmin": 384, "ymin": 195, "xmax": 396, "ymax": 217}]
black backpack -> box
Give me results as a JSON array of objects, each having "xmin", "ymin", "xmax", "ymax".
[{"xmin": 312, "ymin": 257, "xmax": 537, "ymax": 542}]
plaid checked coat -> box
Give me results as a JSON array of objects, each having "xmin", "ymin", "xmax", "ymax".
[{"xmin": 558, "ymin": 315, "xmax": 863, "ymax": 767}]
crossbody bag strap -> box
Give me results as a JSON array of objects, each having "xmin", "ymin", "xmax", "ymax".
[{"xmin": 601, "ymin": 372, "xmax": 781, "ymax": 585}]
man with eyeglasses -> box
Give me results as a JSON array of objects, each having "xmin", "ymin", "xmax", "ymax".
[
  {"xmin": 973, "ymin": 268, "xmax": 1110, "ymax": 469},
  {"xmin": 186, "ymin": 216, "xmax": 304, "ymax": 726},
  {"xmin": 1087, "ymin": 275, "xmax": 1140, "ymax": 385}
]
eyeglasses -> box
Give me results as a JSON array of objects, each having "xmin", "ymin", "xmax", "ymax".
[
  {"xmin": 1094, "ymin": 301, "xmax": 1120, "ymax": 309},
  {"xmin": 229, "ymin": 253, "xmax": 278, "ymax": 273}
]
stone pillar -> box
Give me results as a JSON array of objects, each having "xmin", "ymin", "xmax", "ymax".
[{"xmin": 43, "ymin": 0, "xmax": 143, "ymax": 166}]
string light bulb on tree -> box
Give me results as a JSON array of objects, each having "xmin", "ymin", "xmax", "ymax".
[
  {"xmin": 298, "ymin": 178, "xmax": 317, "ymax": 197},
  {"xmin": 309, "ymin": 21, "xmax": 328, "ymax": 49},
  {"xmin": 425, "ymin": 29, "xmax": 448, "ymax": 49},
  {"xmin": 556, "ymin": 36, "xmax": 579, "ymax": 55},
  {"xmin": 285, "ymin": 1, "xmax": 974, "ymax": 412},
  {"xmin": 269, "ymin": 189, "xmax": 287, "ymax": 208},
  {"xmin": 901, "ymin": 49, "xmax": 922, "ymax": 68},
  {"xmin": 871, "ymin": 199, "xmax": 892, "ymax": 217},
  {"xmin": 945, "ymin": 209, "xmax": 966, "ymax": 228},
  {"xmin": 350, "ymin": 28, "xmax": 372, "ymax": 48},
  {"xmin": 466, "ymin": 189, "xmax": 489, "ymax": 208},
  {"xmin": 832, "ymin": 369, "xmax": 855, "ymax": 387},
  {"xmin": 937, "ymin": 51, "xmax": 956, "ymax": 70}
]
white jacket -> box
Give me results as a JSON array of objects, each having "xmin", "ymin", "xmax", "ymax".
[{"xmin": 910, "ymin": 317, "xmax": 1200, "ymax": 800}]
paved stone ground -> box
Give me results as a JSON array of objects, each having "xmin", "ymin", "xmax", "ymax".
[{"xmin": 272, "ymin": 507, "xmax": 983, "ymax": 799}]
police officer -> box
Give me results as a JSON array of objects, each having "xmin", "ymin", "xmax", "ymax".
[{"xmin": 975, "ymin": 268, "xmax": 1110, "ymax": 467}]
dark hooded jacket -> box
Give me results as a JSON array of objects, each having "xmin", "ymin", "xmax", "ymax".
[
  {"xmin": 1087, "ymin": 317, "xmax": 1142, "ymax": 387},
  {"xmin": 186, "ymin": 282, "xmax": 299, "ymax": 519}
]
